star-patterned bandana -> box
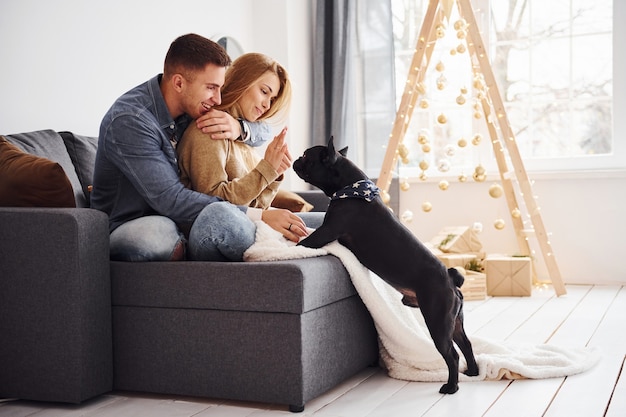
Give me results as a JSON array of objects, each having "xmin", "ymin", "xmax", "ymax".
[{"xmin": 331, "ymin": 179, "xmax": 380, "ymax": 202}]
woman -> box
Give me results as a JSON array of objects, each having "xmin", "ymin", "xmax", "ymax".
[
  {"xmin": 178, "ymin": 52, "xmax": 321, "ymax": 243},
  {"xmin": 177, "ymin": 52, "xmax": 293, "ymax": 210}
]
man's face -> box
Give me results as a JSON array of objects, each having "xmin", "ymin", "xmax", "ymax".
[{"xmin": 181, "ymin": 63, "xmax": 226, "ymax": 119}]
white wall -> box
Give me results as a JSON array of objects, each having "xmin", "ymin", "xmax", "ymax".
[
  {"xmin": 1, "ymin": 0, "xmax": 623, "ymax": 285},
  {"xmin": 399, "ymin": 171, "xmax": 626, "ymax": 285},
  {"xmin": 0, "ymin": 0, "xmax": 312, "ymax": 188}
]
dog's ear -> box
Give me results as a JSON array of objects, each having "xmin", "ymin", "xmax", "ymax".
[
  {"xmin": 448, "ymin": 267, "xmax": 465, "ymax": 288},
  {"xmin": 325, "ymin": 136, "xmax": 339, "ymax": 164},
  {"xmin": 327, "ymin": 136, "xmax": 348, "ymax": 158},
  {"xmin": 327, "ymin": 136, "xmax": 336, "ymax": 154}
]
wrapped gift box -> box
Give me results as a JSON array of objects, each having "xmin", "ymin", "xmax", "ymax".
[
  {"xmin": 438, "ymin": 253, "xmax": 477, "ymax": 269},
  {"xmin": 430, "ymin": 226, "xmax": 482, "ymax": 254},
  {"xmin": 485, "ymin": 256, "xmax": 532, "ymax": 296},
  {"xmin": 458, "ymin": 269, "xmax": 487, "ymax": 301}
]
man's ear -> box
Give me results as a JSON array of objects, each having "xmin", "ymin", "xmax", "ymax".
[
  {"xmin": 171, "ymin": 74, "xmax": 184, "ymax": 92},
  {"xmin": 338, "ymin": 146, "xmax": 348, "ymax": 157}
]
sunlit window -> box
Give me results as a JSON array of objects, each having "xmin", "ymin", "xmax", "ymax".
[{"xmin": 385, "ymin": 0, "xmax": 617, "ymax": 178}]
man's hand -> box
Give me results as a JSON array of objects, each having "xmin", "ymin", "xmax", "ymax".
[
  {"xmin": 196, "ymin": 109, "xmax": 241, "ymax": 140},
  {"xmin": 263, "ymin": 127, "xmax": 292, "ymax": 175},
  {"xmin": 262, "ymin": 209, "xmax": 308, "ymax": 243}
]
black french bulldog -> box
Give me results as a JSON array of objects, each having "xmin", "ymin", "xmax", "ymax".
[{"xmin": 293, "ymin": 136, "xmax": 479, "ymax": 394}]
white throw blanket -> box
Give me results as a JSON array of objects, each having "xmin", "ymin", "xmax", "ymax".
[{"xmin": 244, "ymin": 221, "xmax": 601, "ymax": 382}]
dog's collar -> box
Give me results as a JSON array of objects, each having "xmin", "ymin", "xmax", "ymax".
[{"xmin": 331, "ymin": 179, "xmax": 380, "ymax": 202}]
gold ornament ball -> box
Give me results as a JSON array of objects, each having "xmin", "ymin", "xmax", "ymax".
[
  {"xmin": 437, "ymin": 113, "xmax": 447, "ymax": 124},
  {"xmin": 419, "ymin": 160, "xmax": 429, "ymax": 171},
  {"xmin": 460, "ymin": 86, "xmax": 468, "ymax": 94},
  {"xmin": 489, "ymin": 183, "xmax": 504, "ymax": 198},
  {"xmin": 437, "ymin": 159, "xmax": 451, "ymax": 172},
  {"xmin": 473, "ymin": 111, "xmax": 482, "ymax": 119},
  {"xmin": 474, "ymin": 164, "xmax": 486, "ymax": 175},
  {"xmin": 436, "ymin": 24, "xmax": 446, "ymax": 38},
  {"xmin": 457, "ymin": 137, "xmax": 468, "ymax": 147},
  {"xmin": 511, "ymin": 208, "xmax": 521, "ymax": 218},
  {"xmin": 419, "ymin": 99, "xmax": 430, "ymax": 109},
  {"xmin": 401, "ymin": 157, "xmax": 409, "ymax": 164},
  {"xmin": 456, "ymin": 43, "xmax": 466, "ymax": 54},
  {"xmin": 457, "ymin": 30, "xmax": 466, "ymax": 39},
  {"xmin": 444, "ymin": 144, "xmax": 456, "ymax": 157},
  {"xmin": 422, "ymin": 201, "xmax": 433, "ymax": 212},
  {"xmin": 456, "ymin": 95, "xmax": 466, "ymax": 105},
  {"xmin": 450, "ymin": 48, "xmax": 457, "ymax": 56},
  {"xmin": 458, "ymin": 173, "xmax": 468, "ymax": 182},
  {"xmin": 419, "ymin": 172, "xmax": 428, "ymax": 181},
  {"xmin": 473, "ymin": 76, "xmax": 485, "ymax": 90},
  {"xmin": 494, "ymin": 218, "xmax": 506, "ymax": 230},
  {"xmin": 454, "ymin": 18, "xmax": 467, "ymax": 30},
  {"xmin": 438, "ymin": 180, "xmax": 449, "ymax": 190},
  {"xmin": 435, "ymin": 61, "xmax": 445, "ymax": 72},
  {"xmin": 473, "ymin": 172, "xmax": 486, "ymax": 182},
  {"xmin": 417, "ymin": 131, "xmax": 429, "ymax": 144},
  {"xmin": 401, "ymin": 210, "xmax": 414, "ymax": 223},
  {"xmin": 472, "ymin": 134, "xmax": 482, "ymax": 145},
  {"xmin": 400, "ymin": 181, "xmax": 410, "ymax": 192},
  {"xmin": 422, "ymin": 143, "xmax": 431, "ymax": 153},
  {"xmin": 397, "ymin": 143, "xmax": 409, "ymax": 158}
]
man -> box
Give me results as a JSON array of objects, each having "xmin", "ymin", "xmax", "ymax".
[{"xmin": 91, "ymin": 33, "xmax": 308, "ymax": 261}]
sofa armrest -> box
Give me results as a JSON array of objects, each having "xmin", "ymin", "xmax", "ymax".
[
  {"xmin": 0, "ymin": 207, "xmax": 112, "ymax": 403},
  {"xmin": 296, "ymin": 190, "xmax": 330, "ymax": 212}
]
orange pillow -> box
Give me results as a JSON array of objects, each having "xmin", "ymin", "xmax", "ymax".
[
  {"xmin": 0, "ymin": 136, "xmax": 76, "ymax": 207},
  {"xmin": 271, "ymin": 189, "xmax": 314, "ymax": 212}
]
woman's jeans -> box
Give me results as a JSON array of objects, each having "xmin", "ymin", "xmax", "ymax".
[{"xmin": 110, "ymin": 201, "xmax": 324, "ymax": 262}]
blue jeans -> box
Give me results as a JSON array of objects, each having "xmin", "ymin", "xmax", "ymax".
[{"xmin": 109, "ymin": 202, "xmax": 325, "ymax": 262}]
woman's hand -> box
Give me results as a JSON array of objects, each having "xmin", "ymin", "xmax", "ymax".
[
  {"xmin": 263, "ymin": 127, "xmax": 292, "ymax": 175},
  {"xmin": 261, "ymin": 208, "xmax": 308, "ymax": 242},
  {"xmin": 196, "ymin": 109, "xmax": 241, "ymax": 140}
]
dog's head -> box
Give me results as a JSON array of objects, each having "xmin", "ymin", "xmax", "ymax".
[{"xmin": 293, "ymin": 136, "xmax": 368, "ymax": 197}]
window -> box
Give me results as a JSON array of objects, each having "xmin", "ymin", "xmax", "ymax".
[{"xmin": 379, "ymin": 0, "xmax": 621, "ymax": 179}]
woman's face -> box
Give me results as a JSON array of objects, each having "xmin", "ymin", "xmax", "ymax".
[{"xmin": 238, "ymin": 71, "xmax": 280, "ymax": 121}]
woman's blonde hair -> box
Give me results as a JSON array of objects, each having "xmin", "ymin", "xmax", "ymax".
[{"xmin": 216, "ymin": 53, "xmax": 292, "ymax": 123}]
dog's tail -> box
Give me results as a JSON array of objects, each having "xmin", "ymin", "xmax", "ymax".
[{"xmin": 448, "ymin": 267, "xmax": 465, "ymax": 288}]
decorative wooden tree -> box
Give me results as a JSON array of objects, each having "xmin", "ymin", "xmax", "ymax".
[{"xmin": 376, "ymin": 0, "xmax": 566, "ymax": 296}]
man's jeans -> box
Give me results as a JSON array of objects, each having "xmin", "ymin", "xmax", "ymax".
[{"xmin": 110, "ymin": 202, "xmax": 324, "ymax": 262}]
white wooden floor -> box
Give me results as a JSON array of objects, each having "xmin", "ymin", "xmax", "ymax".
[{"xmin": 1, "ymin": 284, "xmax": 624, "ymax": 417}]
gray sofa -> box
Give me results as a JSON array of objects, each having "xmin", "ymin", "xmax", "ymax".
[{"xmin": 0, "ymin": 130, "xmax": 380, "ymax": 412}]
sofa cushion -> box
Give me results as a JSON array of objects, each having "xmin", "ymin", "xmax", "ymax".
[
  {"xmin": 59, "ymin": 131, "xmax": 98, "ymax": 206},
  {"xmin": 111, "ymin": 256, "xmax": 356, "ymax": 314},
  {"xmin": 3, "ymin": 130, "xmax": 87, "ymax": 207},
  {"xmin": 0, "ymin": 137, "xmax": 76, "ymax": 207},
  {"xmin": 271, "ymin": 189, "xmax": 314, "ymax": 212}
]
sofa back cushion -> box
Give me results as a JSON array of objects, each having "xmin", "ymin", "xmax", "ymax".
[
  {"xmin": 59, "ymin": 131, "xmax": 98, "ymax": 206},
  {"xmin": 3, "ymin": 130, "xmax": 88, "ymax": 207},
  {"xmin": 0, "ymin": 136, "xmax": 76, "ymax": 207}
]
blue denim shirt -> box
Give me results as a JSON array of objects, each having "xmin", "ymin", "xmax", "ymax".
[{"xmin": 91, "ymin": 74, "xmax": 267, "ymax": 232}]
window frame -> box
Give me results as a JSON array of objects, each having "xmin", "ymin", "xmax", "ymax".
[{"xmin": 380, "ymin": 0, "xmax": 625, "ymax": 181}]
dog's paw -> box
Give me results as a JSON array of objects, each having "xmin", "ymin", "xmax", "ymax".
[
  {"xmin": 464, "ymin": 366, "xmax": 479, "ymax": 377},
  {"xmin": 439, "ymin": 382, "xmax": 459, "ymax": 394}
]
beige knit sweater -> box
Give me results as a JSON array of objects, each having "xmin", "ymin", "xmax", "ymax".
[{"xmin": 177, "ymin": 124, "xmax": 282, "ymax": 209}]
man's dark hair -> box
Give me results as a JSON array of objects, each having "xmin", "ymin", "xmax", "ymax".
[{"xmin": 164, "ymin": 33, "xmax": 232, "ymax": 79}]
